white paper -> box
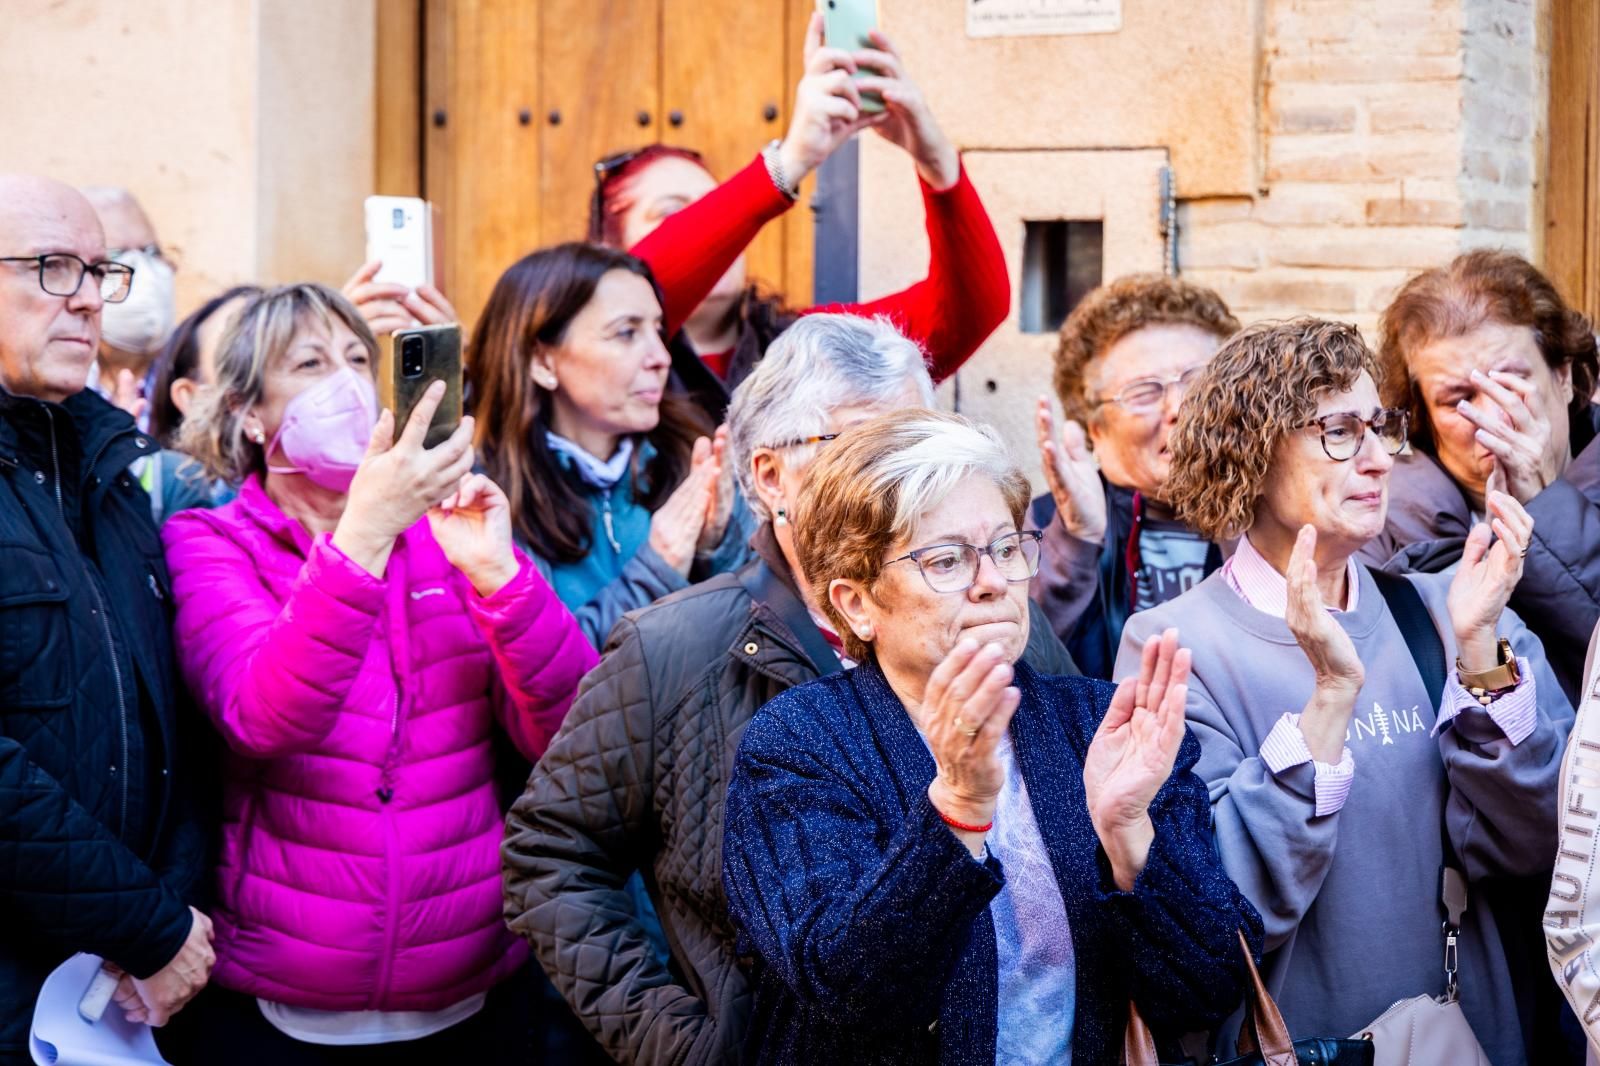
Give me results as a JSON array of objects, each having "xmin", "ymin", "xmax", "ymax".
[
  {"xmin": 30, "ymin": 954, "xmax": 170, "ymax": 1066},
  {"xmin": 967, "ymin": 0, "xmax": 1123, "ymax": 38}
]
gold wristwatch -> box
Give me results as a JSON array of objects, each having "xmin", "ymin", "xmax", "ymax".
[{"xmin": 1457, "ymin": 638, "xmax": 1520, "ymax": 705}]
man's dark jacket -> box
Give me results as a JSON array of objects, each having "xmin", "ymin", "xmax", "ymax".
[
  {"xmin": 0, "ymin": 388, "xmax": 202, "ymax": 1059},
  {"xmin": 502, "ymin": 526, "xmax": 1076, "ymax": 1066}
]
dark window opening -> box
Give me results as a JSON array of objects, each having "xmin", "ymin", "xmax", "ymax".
[{"xmin": 1020, "ymin": 219, "xmax": 1103, "ymax": 334}]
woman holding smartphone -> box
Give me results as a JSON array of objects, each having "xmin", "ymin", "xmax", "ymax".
[
  {"xmin": 590, "ymin": 13, "xmax": 1008, "ymax": 416},
  {"xmin": 158, "ymin": 283, "xmax": 597, "ymax": 1063}
]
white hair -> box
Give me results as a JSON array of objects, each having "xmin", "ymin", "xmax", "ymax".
[
  {"xmin": 865, "ymin": 413, "xmax": 1025, "ymax": 539},
  {"xmin": 728, "ymin": 313, "xmax": 936, "ymax": 521}
]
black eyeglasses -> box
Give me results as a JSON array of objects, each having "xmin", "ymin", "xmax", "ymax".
[
  {"xmin": 885, "ymin": 529, "xmax": 1043, "ymax": 594},
  {"xmin": 762, "ymin": 433, "xmax": 840, "ymax": 451},
  {"xmin": 1301, "ymin": 408, "xmax": 1409, "ymax": 461},
  {"xmin": 0, "ymin": 253, "xmax": 134, "ymax": 303}
]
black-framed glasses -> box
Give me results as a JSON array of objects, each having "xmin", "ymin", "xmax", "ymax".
[
  {"xmin": 0, "ymin": 253, "xmax": 134, "ymax": 303},
  {"xmin": 1091, "ymin": 365, "xmax": 1207, "ymax": 412},
  {"xmin": 885, "ymin": 529, "xmax": 1043, "ymax": 594},
  {"xmin": 762, "ymin": 433, "xmax": 840, "ymax": 451},
  {"xmin": 1301, "ymin": 408, "xmax": 1409, "ymax": 461}
]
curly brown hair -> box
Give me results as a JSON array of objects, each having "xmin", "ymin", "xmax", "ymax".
[
  {"xmin": 1165, "ymin": 319, "xmax": 1381, "ymax": 542},
  {"xmin": 1379, "ymin": 250, "xmax": 1598, "ymax": 455},
  {"xmin": 1052, "ymin": 274, "xmax": 1240, "ymax": 426},
  {"xmin": 792, "ymin": 409, "xmax": 1030, "ymax": 663}
]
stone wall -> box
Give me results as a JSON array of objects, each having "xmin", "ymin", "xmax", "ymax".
[{"xmin": 1181, "ymin": 0, "xmax": 1545, "ymax": 343}]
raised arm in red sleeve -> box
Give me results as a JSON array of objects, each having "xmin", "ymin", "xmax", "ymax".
[
  {"xmin": 630, "ymin": 154, "xmax": 793, "ymax": 338},
  {"xmin": 805, "ymin": 162, "xmax": 1009, "ymax": 383}
]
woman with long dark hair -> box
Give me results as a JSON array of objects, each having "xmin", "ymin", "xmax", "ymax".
[{"xmin": 469, "ymin": 242, "xmax": 746, "ymax": 646}]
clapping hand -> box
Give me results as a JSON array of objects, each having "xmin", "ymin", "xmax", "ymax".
[
  {"xmin": 1084, "ymin": 628, "xmax": 1189, "ymax": 889},
  {"xmin": 924, "ymin": 640, "xmax": 1022, "ymax": 857},
  {"xmin": 648, "ymin": 434, "xmax": 720, "ymax": 575},
  {"xmin": 1447, "ymin": 491, "xmax": 1532, "ymax": 671},
  {"xmin": 1036, "ymin": 395, "xmax": 1107, "ymax": 544}
]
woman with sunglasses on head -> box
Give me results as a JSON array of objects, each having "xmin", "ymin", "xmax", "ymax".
[
  {"xmin": 1115, "ymin": 318, "xmax": 1572, "ymax": 1066},
  {"xmin": 590, "ymin": 13, "xmax": 1006, "ymax": 416}
]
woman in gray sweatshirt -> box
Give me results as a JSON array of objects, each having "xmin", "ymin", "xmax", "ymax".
[{"xmin": 1115, "ymin": 318, "xmax": 1573, "ymax": 1066}]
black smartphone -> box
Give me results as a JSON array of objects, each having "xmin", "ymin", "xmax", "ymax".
[{"xmin": 383, "ymin": 323, "xmax": 462, "ymax": 449}]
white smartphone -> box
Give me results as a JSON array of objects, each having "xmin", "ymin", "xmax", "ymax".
[{"xmin": 363, "ymin": 195, "xmax": 435, "ymax": 291}]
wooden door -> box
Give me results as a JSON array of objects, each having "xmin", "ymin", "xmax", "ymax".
[
  {"xmin": 662, "ymin": 0, "xmax": 791, "ymax": 290},
  {"xmin": 422, "ymin": 0, "xmax": 816, "ymax": 330},
  {"xmin": 1548, "ymin": 0, "xmax": 1600, "ymax": 320},
  {"xmin": 423, "ymin": 0, "xmax": 541, "ymax": 333},
  {"xmin": 540, "ymin": 0, "xmax": 662, "ymax": 246}
]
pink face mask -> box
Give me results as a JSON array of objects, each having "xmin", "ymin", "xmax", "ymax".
[{"xmin": 263, "ymin": 366, "xmax": 378, "ymax": 492}]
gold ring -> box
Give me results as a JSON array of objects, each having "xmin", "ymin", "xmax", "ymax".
[{"xmin": 955, "ymin": 716, "xmax": 979, "ymax": 738}]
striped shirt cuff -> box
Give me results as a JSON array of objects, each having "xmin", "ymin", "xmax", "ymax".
[
  {"xmin": 1259, "ymin": 712, "xmax": 1356, "ymax": 817},
  {"xmin": 1432, "ymin": 657, "xmax": 1537, "ymax": 745}
]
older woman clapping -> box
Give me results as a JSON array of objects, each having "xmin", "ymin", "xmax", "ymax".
[
  {"xmin": 1118, "ymin": 318, "xmax": 1573, "ymax": 1066},
  {"xmin": 721, "ymin": 409, "xmax": 1261, "ymax": 1065}
]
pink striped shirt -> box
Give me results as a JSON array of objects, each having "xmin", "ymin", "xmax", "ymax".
[{"xmin": 1221, "ymin": 536, "xmax": 1536, "ymax": 817}]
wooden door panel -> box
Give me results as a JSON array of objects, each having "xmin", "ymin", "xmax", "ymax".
[
  {"xmin": 424, "ymin": 0, "xmax": 540, "ymax": 331},
  {"xmin": 1547, "ymin": 0, "xmax": 1600, "ymax": 319},
  {"xmin": 662, "ymin": 0, "xmax": 790, "ymax": 290},
  {"xmin": 540, "ymin": 0, "xmax": 661, "ymax": 246}
]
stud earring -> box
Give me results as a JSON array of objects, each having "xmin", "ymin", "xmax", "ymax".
[{"xmin": 774, "ymin": 507, "xmax": 789, "ymax": 526}]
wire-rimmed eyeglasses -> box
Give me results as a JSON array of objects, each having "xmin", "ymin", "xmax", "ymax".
[{"xmin": 884, "ymin": 529, "xmax": 1043, "ymax": 594}]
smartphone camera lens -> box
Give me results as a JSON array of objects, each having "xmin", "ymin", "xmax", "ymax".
[
  {"xmin": 400, "ymin": 336, "xmax": 425, "ymax": 378},
  {"xmin": 392, "ymin": 207, "xmax": 405, "ymax": 229}
]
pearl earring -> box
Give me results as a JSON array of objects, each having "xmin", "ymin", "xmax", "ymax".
[{"xmin": 774, "ymin": 507, "xmax": 789, "ymax": 526}]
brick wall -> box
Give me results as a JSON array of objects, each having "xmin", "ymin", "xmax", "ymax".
[{"xmin": 1180, "ymin": 0, "xmax": 1543, "ymax": 342}]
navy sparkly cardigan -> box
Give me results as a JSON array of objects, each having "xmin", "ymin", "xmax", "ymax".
[{"xmin": 721, "ymin": 659, "xmax": 1264, "ymax": 1065}]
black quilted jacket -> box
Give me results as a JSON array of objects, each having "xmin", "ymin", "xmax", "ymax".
[
  {"xmin": 0, "ymin": 388, "xmax": 202, "ymax": 1060},
  {"xmin": 502, "ymin": 526, "xmax": 1076, "ymax": 1066}
]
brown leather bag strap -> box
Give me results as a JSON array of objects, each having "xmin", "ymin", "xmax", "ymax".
[
  {"xmin": 1123, "ymin": 930, "xmax": 1293, "ymax": 1066},
  {"xmin": 1232, "ymin": 928, "xmax": 1297, "ymax": 1066},
  {"xmin": 1123, "ymin": 999, "xmax": 1160, "ymax": 1066}
]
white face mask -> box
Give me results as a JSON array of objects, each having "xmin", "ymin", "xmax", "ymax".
[{"xmin": 101, "ymin": 249, "xmax": 176, "ymax": 356}]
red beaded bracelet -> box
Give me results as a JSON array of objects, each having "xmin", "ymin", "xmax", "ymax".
[{"xmin": 936, "ymin": 808, "xmax": 993, "ymax": 834}]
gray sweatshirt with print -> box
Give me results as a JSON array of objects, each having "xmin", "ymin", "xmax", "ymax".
[{"xmin": 1115, "ymin": 565, "xmax": 1572, "ymax": 1066}]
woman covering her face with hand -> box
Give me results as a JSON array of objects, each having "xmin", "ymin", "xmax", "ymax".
[
  {"xmin": 1117, "ymin": 318, "xmax": 1572, "ymax": 1066},
  {"xmin": 159, "ymin": 284, "xmax": 597, "ymax": 1063},
  {"xmin": 721, "ymin": 408, "xmax": 1261, "ymax": 1065},
  {"xmin": 469, "ymin": 242, "xmax": 749, "ymax": 649},
  {"xmin": 1370, "ymin": 250, "xmax": 1600, "ymax": 702}
]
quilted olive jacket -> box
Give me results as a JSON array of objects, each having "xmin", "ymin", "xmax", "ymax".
[{"xmin": 502, "ymin": 526, "xmax": 1076, "ymax": 1066}]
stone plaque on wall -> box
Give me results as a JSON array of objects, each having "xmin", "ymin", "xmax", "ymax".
[{"xmin": 966, "ymin": 0, "xmax": 1122, "ymax": 38}]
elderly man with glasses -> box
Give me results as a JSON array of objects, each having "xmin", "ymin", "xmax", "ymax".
[{"xmin": 0, "ymin": 175, "xmax": 213, "ymax": 1059}]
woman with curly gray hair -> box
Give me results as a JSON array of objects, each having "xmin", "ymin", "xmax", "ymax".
[{"xmin": 1115, "ymin": 317, "xmax": 1572, "ymax": 1066}]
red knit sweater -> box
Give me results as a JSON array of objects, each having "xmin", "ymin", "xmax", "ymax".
[{"xmin": 630, "ymin": 153, "xmax": 1009, "ymax": 383}]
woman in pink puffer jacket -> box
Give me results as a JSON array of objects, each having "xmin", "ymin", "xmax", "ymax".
[{"xmin": 158, "ymin": 283, "xmax": 598, "ymax": 1063}]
